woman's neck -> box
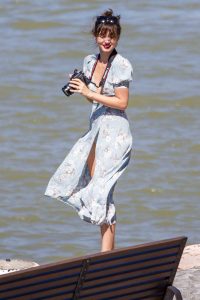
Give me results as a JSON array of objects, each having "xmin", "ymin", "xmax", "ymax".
[
  {"xmin": 99, "ymin": 51, "xmax": 112, "ymax": 64},
  {"xmin": 99, "ymin": 48, "xmax": 117, "ymax": 64}
]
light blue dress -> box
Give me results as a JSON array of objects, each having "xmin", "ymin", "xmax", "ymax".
[{"xmin": 45, "ymin": 53, "xmax": 133, "ymax": 226}]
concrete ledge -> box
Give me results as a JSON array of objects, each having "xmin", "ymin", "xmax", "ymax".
[
  {"xmin": 0, "ymin": 259, "xmax": 39, "ymax": 275},
  {"xmin": 178, "ymin": 244, "xmax": 200, "ymax": 270}
]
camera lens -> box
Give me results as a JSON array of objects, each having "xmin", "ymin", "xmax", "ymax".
[{"xmin": 62, "ymin": 84, "xmax": 73, "ymax": 96}]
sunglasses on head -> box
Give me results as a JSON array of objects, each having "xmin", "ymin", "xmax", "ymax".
[{"xmin": 96, "ymin": 16, "xmax": 119, "ymax": 26}]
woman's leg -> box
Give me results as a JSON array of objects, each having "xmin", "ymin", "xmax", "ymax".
[
  {"xmin": 100, "ymin": 223, "xmax": 116, "ymax": 252},
  {"xmin": 87, "ymin": 143, "xmax": 96, "ymax": 177},
  {"xmin": 87, "ymin": 143, "xmax": 116, "ymax": 252}
]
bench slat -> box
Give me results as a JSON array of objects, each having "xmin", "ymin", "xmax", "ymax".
[{"xmin": 81, "ymin": 280, "xmax": 167, "ymax": 299}]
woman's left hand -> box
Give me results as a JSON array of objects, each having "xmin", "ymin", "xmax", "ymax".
[{"xmin": 69, "ymin": 78, "xmax": 90, "ymax": 97}]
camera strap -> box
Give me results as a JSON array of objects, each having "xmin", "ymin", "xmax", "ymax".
[{"xmin": 89, "ymin": 49, "xmax": 117, "ymax": 93}]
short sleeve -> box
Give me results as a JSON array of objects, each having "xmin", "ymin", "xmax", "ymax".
[
  {"xmin": 83, "ymin": 54, "xmax": 96, "ymax": 77},
  {"xmin": 112, "ymin": 56, "xmax": 133, "ymax": 88},
  {"xmin": 83, "ymin": 55, "xmax": 89, "ymax": 74}
]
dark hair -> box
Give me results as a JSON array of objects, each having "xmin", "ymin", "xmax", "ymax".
[{"xmin": 92, "ymin": 9, "xmax": 121, "ymax": 40}]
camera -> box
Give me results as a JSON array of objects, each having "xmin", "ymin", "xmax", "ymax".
[{"xmin": 62, "ymin": 69, "xmax": 89, "ymax": 97}]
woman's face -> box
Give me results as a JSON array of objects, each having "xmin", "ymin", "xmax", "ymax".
[{"xmin": 96, "ymin": 31, "xmax": 118, "ymax": 55}]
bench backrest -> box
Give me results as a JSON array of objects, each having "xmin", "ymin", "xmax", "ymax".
[{"xmin": 0, "ymin": 236, "xmax": 187, "ymax": 300}]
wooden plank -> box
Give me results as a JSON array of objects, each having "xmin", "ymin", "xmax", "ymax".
[
  {"xmin": 87, "ymin": 248, "xmax": 179, "ymax": 275},
  {"xmin": 0, "ymin": 276, "xmax": 77, "ymax": 299},
  {"xmin": 0, "ymin": 265, "xmax": 80, "ymax": 292},
  {"xmin": 91, "ymin": 243, "xmax": 179, "ymax": 265},
  {"xmin": 109, "ymin": 295, "xmax": 163, "ymax": 300},
  {"xmin": 0, "ymin": 262, "xmax": 82, "ymax": 299},
  {"xmin": 80, "ymin": 280, "xmax": 167, "ymax": 299},
  {"xmin": 84, "ymin": 262, "xmax": 175, "ymax": 288},
  {"xmin": 81, "ymin": 271, "xmax": 170, "ymax": 294},
  {"xmin": 1, "ymin": 284, "xmax": 74, "ymax": 300},
  {"xmin": 86, "ymin": 258, "xmax": 176, "ymax": 282},
  {"xmin": 0, "ymin": 259, "xmax": 82, "ymax": 284}
]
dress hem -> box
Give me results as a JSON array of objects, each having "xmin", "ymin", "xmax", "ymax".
[{"xmin": 44, "ymin": 194, "xmax": 116, "ymax": 226}]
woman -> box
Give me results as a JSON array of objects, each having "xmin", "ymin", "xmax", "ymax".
[{"xmin": 45, "ymin": 9, "xmax": 133, "ymax": 252}]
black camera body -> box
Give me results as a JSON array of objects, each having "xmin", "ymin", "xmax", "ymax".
[{"xmin": 62, "ymin": 69, "xmax": 89, "ymax": 97}]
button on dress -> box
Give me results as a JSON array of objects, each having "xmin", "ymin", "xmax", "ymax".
[{"xmin": 45, "ymin": 53, "xmax": 133, "ymax": 226}]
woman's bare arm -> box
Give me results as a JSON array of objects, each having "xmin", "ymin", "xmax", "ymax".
[{"xmin": 69, "ymin": 78, "xmax": 129, "ymax": 110}]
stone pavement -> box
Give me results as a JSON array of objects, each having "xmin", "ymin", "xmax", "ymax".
[
  {"xmin": 174, "ymin": 244, "xmax": 200, "ymax": 300},
  {"xmin": 175, "ymin": 267, "xmax": 200, "ymax": 300}
]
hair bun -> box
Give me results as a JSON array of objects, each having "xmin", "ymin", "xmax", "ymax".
[
  {"xmin": 102, "ymin": 9, "xmax": 120, "ymax": 20},
  {"xmin": 103, "ymin": 9, "xmax": 113, "ymax": 17}
]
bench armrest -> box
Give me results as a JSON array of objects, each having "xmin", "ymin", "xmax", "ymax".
[{"xmin": 163, "ymin": 285, "xmax": 183, "ymax": 300}]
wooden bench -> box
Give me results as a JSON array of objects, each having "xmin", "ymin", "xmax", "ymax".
[{"xmin": 0, "ymin": 236, "xmax": 187, "ymax": 299}]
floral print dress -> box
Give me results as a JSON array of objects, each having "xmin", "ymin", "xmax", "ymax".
[{"xmin": 45, "ymin": 53, "xmax": 133, "ymax": 226}]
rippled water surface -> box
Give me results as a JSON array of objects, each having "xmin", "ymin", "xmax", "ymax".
[{"xmin": 0, "ymin": 1, "xmax": 200, "ymax": 264}]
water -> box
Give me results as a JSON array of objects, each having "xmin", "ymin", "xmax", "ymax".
[{"xmin": 0, "ymin": 1, "xmax": 199, "ymax": 264}]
